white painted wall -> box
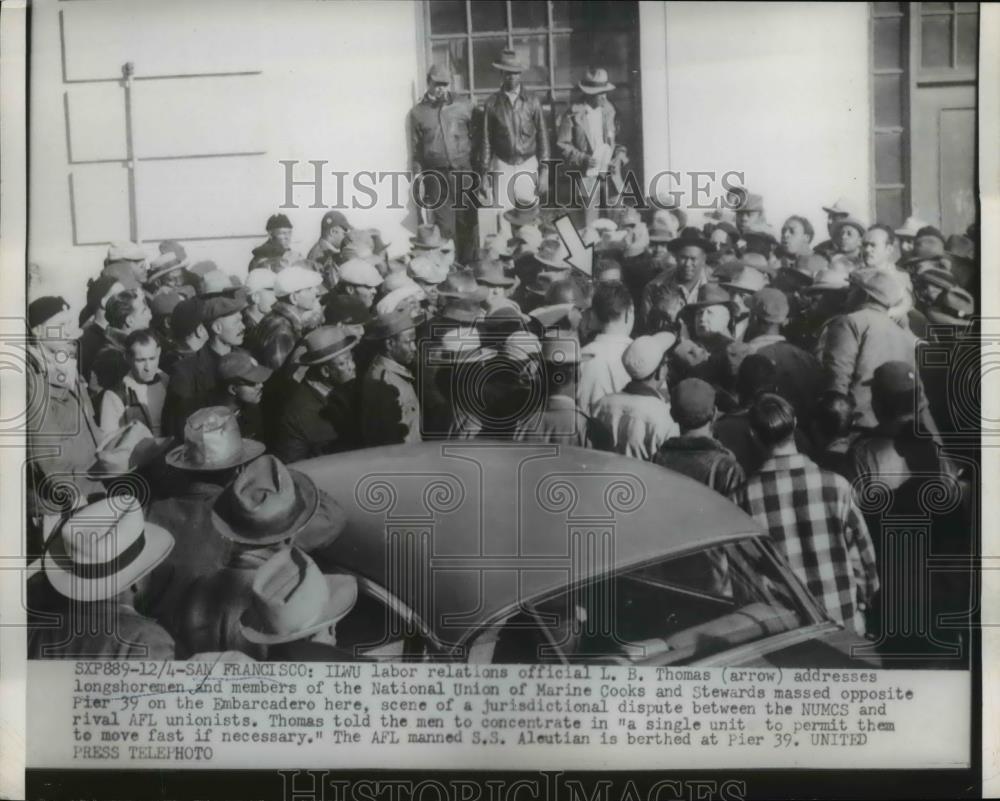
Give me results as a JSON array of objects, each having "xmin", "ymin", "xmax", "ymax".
[
  {"xmin": 641, "ymin": 1, "xmax": 871, "ymax": 234},
  {"xmin": 29, "ymin": 0, "xmax": 422, "ymax": 310}
]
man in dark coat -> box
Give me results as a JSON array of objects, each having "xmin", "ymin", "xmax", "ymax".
[
  {"xmin": 307, "ymin": 210, "xmax": 352, "ymax": 275},
  {"xmin": 270, "ymin": 326, "xmax": 361, "ymax": 462}
]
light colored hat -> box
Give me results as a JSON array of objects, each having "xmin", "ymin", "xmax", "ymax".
[
  {"xmin": 804, "ymin": 263, "xmax": 852, "ymax": 293},
  {"xmin": 622, "ymin": 332, "xmax": 677, "ymax": 380},
  {"xmin": 376, "ymin": 284, "xmax": 426, "ymax": 316},
  {"xmin": 504, "ymin": 330, "xmax": 542, "ymax": 362},
  {"xmin": 409, "ymin": 255, "xmax": 449, "ymax": 285},
  {"xmin": 719, "ymin": 264, "xmax": 767, "ymax": 294},
  {"xmin": 108, "ymin": 241, "xmax": 146, "ymax": 262},
  {"xmin": 410, "ymin": 224, "xmax": 446, "ymax": 251},
  {"xmin": 297, "ymin": 325, "xmax": 359, "ymax": 366},
  {"xmin": 199, "ymin": 269, "xmax": 239, "ymax": 296},
  {"xmin": 240, "ymin": 547, "xmax": 358, "ymax": 645},
  {"xmin": 432, "ymin": 327, "xmax": 495, "ymax": 365},
  {"xmin": 831, "ymin": 216, "xmax": 867, "ymax": 238},
  {"xmin": 382, "ymin": 272, "xmax": 418, "ymax": 293},
  {"xmin": 473, "ymin": 260, "xmax": 515, "ymax": 287},
  {"xmin": 592, "ymin": 218, "xmax": 618, "ymax": 233},
  {"xmin": 43, "ymin": 495, "xmax": 173, "ymax": 602},
  {"xmin": 849, "ymin": 268, "xmax": 904, "ymax": 309},
  {"xmin": 535, "ymin": 238, "xmax": 571, "ymax": 270},
  {"xmin": 578, "ymin": 67, "xmax": 615, "ymax": 94},
  {"xmin": 274, "ymin": 265, "xmax": 323, "ymax": 298},
  {"xmin": 89, "ymin": 421, "xmax": 171, "ymax": 477},
  {"xmin": 211, "ymin": 455, "xmax": 323, "ymax": 546},
  {"xmin": 510, "ymin": 224, "xmax": 543, "ymax": 253},
  {"xmin": 821, "ymin": 197, "xmax": 858, "ymax": 217},
  {"xmin": 245, "ymin": 267, "xmax": 277, "ymax": 294},
  {"xmin": 166, "ymin": 406, "xmax": 266, "ymax": 472},
  {"xmin": 339, "ymin": 258, "xmax": 384, "ymax": 288},
  {"xmin": 492, "ymin": 48, "xmax": 526, "ymax": 73},
  {"xmin": 147, "ymin": 252, "xmax": 187, "ymax": 284}
]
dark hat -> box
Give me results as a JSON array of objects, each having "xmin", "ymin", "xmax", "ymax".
[
  {"xmin": 427, "ymin": 63, "xmax": 452, "ymax": 84},
  {"xmin": 831, "ymin": 216, "xmax": 866, "ymax": 238},
  {"xmin": 438, "ymin": 269, "xmax": 489, "ymax": 300},
  {"xmin": 913, "ymin": 265, "xmax": 957, "ymax": 291},
  {"xmin": 212, "ymin": 456, "xmax": 322, "ymax": 546},
  {"xmin": 438, "ymin": 295, "xmax": 485, "ymax": 324},
  {"xmin": 321, "ymin": 210, "xmax": 351, "ymax": 231},
  {"xmin": 684, "ymin": 283, "xmax": 736, "ymax": 313},
  {"xmin": 749, "ymin": 288, "xmax": 790, "ymax": 324},
  {"xmin": 473, "ymin": 259, "xmax": 516, "ymax": 287},
  {"xmin": 849, "ymin": 268, "xmax": 904, "ymax": 309},
  {"xmin": 80, "ymin": 274, "xmax": 124, "ymax": 325},
  {"xmin": 297, "ymin": 325, "xmax": 359, "ymax": 366},
  {"xmin": 670, "ymin": 377, "xmax": 716, "ymax": 429},
  {"xmin": 866, "ymin": 361, "xmax": 918, "ymax": 416},
  {"xmin": 187, "ymin": 260, "xmax": 219, "ymax": 278},
  {"xmin": 492, "ymin": 48, "xmax": 526, "ymax": 73},
  {"xmin": 159, "ymin": 240, "xmax": 188, "ymax": 262},
  {"xmin": 945, "ymin": 234, "xmax": 975, "ymax": 263},
  {"xmin": 150, "ymin": 289, "xmax": 184, "ymax": 318},
  {"xmin": 324, "ymin": 293, "xmax": 375, "ymax": 327},
  {"xmin": 915, "ymin": 225, "xmax": 946, "ymax": 244},
  {"xmin": 901, "ymin": 252, "xmax": 950, "ymax": 273},
  {"xmin": 503, "ymin": 203, "xmax": 541, "ymax": 228},
  {"xmin": 219, "ymin": 350, "xmax": 273, "ymax": 384},
  {"xmin": 578, "ymin": 67, "xmax": 615, "ymax": 94},
  {"xmin": 925, "ymin": 286, "xmax": 975, "ymax": 327},
  {"xmin": 100, "ymin": 261, "xmax": 141, "ymax": 290},
  {"xmin": 170, "ymin": 297, "xmax": 204, "ymax": 339},
  {"xmin": 706, "ymin": 220, "xmax": 739, "ymax": 241},
  {"xmin": 29, "ymin": 296, "xmax": 69, "ymax": 330},
  {"xmin": 668, "ymin": 227, "xmax": 711, "ymax": 254},
  {"xmin": 742, "ymin": 223, "xmax": 779, "ymax": 247},
  {"xmin": 266, "ymin": 213, "xmax": 293, "ymax": 232},
  {"xmin": 201, "ymin": 293, "xmax": 248, "ymax": 323},
  {"xmin": 367, "ymin": 309, "xmax": 421, "ymax": 340}
]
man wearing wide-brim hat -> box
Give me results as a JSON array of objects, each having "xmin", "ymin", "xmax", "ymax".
[
  {"xmin": 783, "ymin": 260, "xmax": 853, "ymax": 353},
  {"xmin": 943, "ymin": 234, "xmax": 977, "ymax": 291},
  {"xmin": 270, "ymin": 325, "xmax": 361, "ymax": 462},
  {"xmin": 813, "ymin": 196, "xmax": 858, "ymax": 259},
  {"xmin": 240, "ymin": 546, "xmax": 359, "ymax": 661},
  {"xmin": 409, "ymin": 63, "xmax": 476, "ymax": 263},
  {"xmin": 479, "ymin": 48, "xmax": 550, "ymax": 214},
  {"xmin": 830, "ymin": 215, "xmax": 866, "ymax": 269},
  {"xmin": 361, "ymin": 309, "xmax": 423, "ymax": 446},
  {"xmin": 556, "ymin": 67, "xmax": 627, "ymax": 227},
  {"xmin": 145, "ymin": 406, "xmax": 267, "ymax": 627},
  {"xmin": 638, "ymin": 226, "xmax": 711, "ymax": 335},
  {"xmin": 173, "ymin": 455, "xmax": 348, "ymax": 659},
  {"xmin": 681, "ymin": 283, "xmax": 738, "ymax": 354},
  {"xmin": 818, "ymin": 269, "xmax": 937, "ymax": 431},
  {"xmin": 29, "ymin": 495, "xmax": 177, "ymax": 659}
]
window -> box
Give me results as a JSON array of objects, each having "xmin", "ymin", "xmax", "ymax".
[
  {"xmin": 423, "ymin": 0, "xmax": 642, "ymax": 179},
  {"xmin": 870, "ymin": 2, "xmax": 909, "ymax": 229}
]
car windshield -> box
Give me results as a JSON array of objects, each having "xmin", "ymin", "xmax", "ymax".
[{"xmin": 477, "ymin": 537, "xmax": 817, "ymax": 665}]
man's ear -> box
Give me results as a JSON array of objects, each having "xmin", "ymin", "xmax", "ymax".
[{"xmin": 227, "ymin": 383, "xmax": 238, "ymax": 398}]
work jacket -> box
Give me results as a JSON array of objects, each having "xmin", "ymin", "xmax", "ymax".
[
  {"xmin": 409, "ymin": 92, "xmax": 474, "ymax": 170},
  {"xmin": 479, "ymin": 86, "xmax": 550, "ymax": 170}
]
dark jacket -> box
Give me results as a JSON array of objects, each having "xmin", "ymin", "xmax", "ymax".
[
  {"xmin": 162, "ymin": 344, "xmax": 228, "ymax": 438},
  {"xmin": 29, "ymin": 597, "xmax": 174, "ymax": 660},
  {"xmin": 409, "ymin": 92, "xmax": 474, "ymax": 170},
  {"xmin": 270, "ymin": 379, "xmax": 360, "ymax": 463},
  {"xmin": 479, "ymin": 86, "xmax": 550, "ymax": 170},
  {"xmin": 748, "ymin": 335, "xmax": 824, "ymax": 420},
  {"xmin": 653, "ymin": 434, "xmax": 745, "ymax": 496},
  {"xmin": 77, "ymin": 321, "xmax": 111, "ymax": 387}
]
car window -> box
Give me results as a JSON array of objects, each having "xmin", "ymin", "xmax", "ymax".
[
  {"xmin": 334, "ymin": 578, "xmax": 430, "ymax": 661},
  {"xmin": 473, "ymin": 538, "xmax": 813, "ymax": 665}
]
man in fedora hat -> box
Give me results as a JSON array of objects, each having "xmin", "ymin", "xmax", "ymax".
[
  {"xmin": 240, "ymin": 547, "xmax": 358, "ymax": 661},
  {"xmin": 814, "ymin": 197, "xmax": 857, "ymax": 259},
  {"xmin": 681, "ymin": 284, "xmax": 737, "ymax": 355},
  {"xmin": 473, "ymin": 257, "xmax": 519, "ymax": 311},
  {"xmin": 639, "ymin": 227, "xmax": 710, "ymax": 335},
  {"xmin": 145, "ymin": 407, "xmax": 267, "ymax": 624},
  {"xmin": 557, "ymin": 67, "xmax": 627, "ymax": 226},
  {"xmin": 409, "ymin": 64, "xmax": 476, "ymax": 263},
  {"xmin": 270, "ymin": 325, "xmax": 361, "ymax": 461},
  {"xmin": 719, "ymin": 261, "xmax": 768, "ymax": 342},
  {"xmin": 783, "ymin": 258, "xmax": 852, "ymax": 353},
  {"xmin": 163, "ymin": 286, "xmax": 249, "ymax": 439},
  {"xmin": 514, "ymin": 335, "xmax": 596, "ymax": 446},
  {"xmin": 29, "ymin": 495, "xmax": 177, "ymax": 660},
  {"xmin": 173, "ymin": 456, "xmax": 347, "ymax": 658},
  {"xmin": 479, "ymin": 48, "xmax": 550, "ymax": 212},
  {"xmin": 818, "ymin": 270, "xmax": 935, "ymax": 432},
  {"xmin": 362, "ymin": 309, "xmax": 423, "ymax": 446}
]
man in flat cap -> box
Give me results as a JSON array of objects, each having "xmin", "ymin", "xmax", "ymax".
[
  {"xmin": 409, "ymin": 64, "xmax": 476, "ymax": 264},
  {"xmin": 249, "ymin": 213, "xmax": 303, "ymax": 271},
  {"xmin": 163, "ymin": 288, "xmax": 248, "ymax": 439},
  {"xmin": 216, "ymin": 350, "xmax": 272, "ymax": 441},
  {"xmin": 361, "ymin": 310, "xmax": 423, "ymax": 446},
  {"xmin": 556, "ymin": 68, "xmax": 626, "ymax": 227},
  {"xmin": 307, "ymin": 211, "xmax": 352, "ymax": 275},
  {"xmin": 479, "ymin": 48, "xmax": 550, "ymax": 213},
  {"xmin": 251, "ymin": 264, "xmax": 324, "ymax": 371}
]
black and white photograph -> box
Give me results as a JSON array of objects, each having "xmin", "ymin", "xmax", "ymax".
[{"xmin": 0, "ymin": 1, "xmax": 995, "ymax": 799}]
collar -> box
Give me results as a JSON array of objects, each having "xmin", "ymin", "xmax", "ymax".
[
  {"xmin": 373, "ymin": 353, "xmax": 414, "ymax": 381},
  {"xmin": 748, "ymin": 333, "xmax": 786, "ymax": 347},
  {"xmin": 759, "ymin": 452, "xmax": 811, "ymax": 472},
  {"xmin": 124, "ymin": 371, "xmax": 168, "ymax": 391},
  {"xmin": 244, "ymin": 307, "xmax": 264, "ymax": 325},
  {"xmin": 592, "ymin": 332, "xmax": 633, "ymax": 345},
  {"xmin": 306, "ymin": 379, "xmax": 332, "ymax": 400},
  {"xmin": 665, "ymin": 434, "xmax": 728, "ymax": 452},
  {"xmin": 624, "ymin": 380, "xmax": 662, "ymax": 398}
]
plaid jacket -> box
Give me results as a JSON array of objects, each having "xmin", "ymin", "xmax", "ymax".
[{"xmin": 729, "ymin": 452, "xmax": 879, "ymax": 635}]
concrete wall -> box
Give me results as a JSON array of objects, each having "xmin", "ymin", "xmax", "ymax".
[
  {"xmin": 641, "ymin": 1, "xmax": 871, "ymax": 233},
  {"xmin": 29, "ymin": 0, "xmax": 422, "ymax": 309}
]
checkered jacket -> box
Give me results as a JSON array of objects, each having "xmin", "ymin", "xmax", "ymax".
[{"xmin": 729, "ymin": 452, "xmax": 879, "ymax": 635}]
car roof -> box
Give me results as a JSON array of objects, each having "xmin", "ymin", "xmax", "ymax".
[{"xmin": 294, "ymin": 442, "xmax": 763, "ymax": 648}]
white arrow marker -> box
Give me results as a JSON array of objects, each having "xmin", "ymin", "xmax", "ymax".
[{"xmin": 554, "ymin": 214, "xmax": 594, "ymax": 277}]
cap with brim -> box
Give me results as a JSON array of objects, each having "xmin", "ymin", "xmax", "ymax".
[
  {"xmin": 147, "ymin": 253, "xmax": 188, "ymax": 284},
  {"xmin": 684, "ymin": 284, "xmax": 737, "ymax": 313},
  {"xmin": 831, "ymin": 217, "xmax": 866, "ymax": 238},
  {"xmin": 474, "ymin": 260, "xmax": 516, "ymax": 287},
  {"xmin": 367, "ymin": 309, "xmax": 422, "ymax": 340},
  {"xmin": 719, "ymin": 265, "xmax": 767, "ymax": 294},
  {"xmin": 803, "ymin": 269, "xmax": 851, "ymax": 293},
  {"xmin": 297, "ymin": 328, "xmax": 360, "ymax": 366},
  {"xmin": 219, "ymin": 351, "xmax": 273, "ymax": 384},
  {"xmin": 821, "ymin": 197, "xmax": 856, "ymax": 217},
  {"xmin": 492, "ymin": 48, "xmax": 526, "ymax": 73},
  {"xmin": 240, "ymin": 573, "xmax": 358, "ymax": 645},
  {"xmin": 211, "ymin": 468, "xmax": 321, "ymax": 546},
  {"xmin": 647, "ymin": 225, "xmax": 674, "ymax": 244},
  {"xmin": 166, "ymin": 438, "xmax": 265, "ymax": 472},
  {"xmin": 201, "ymin": 294, "xmax": 248, "ymax": 322},
  {"xmin": 410, "ymin": 224, "xmax": 445, "ymax": 250},
  {"xmin": 915, "ymin": 225, "xmax": 946, "ymax": 244},
  {"xmin": 42, "ymin": 497, "xmax": 173, "ymax": 602},
  {"xmin": 578, "ymin": 67, "xmax": 615, "ymax": 94}
]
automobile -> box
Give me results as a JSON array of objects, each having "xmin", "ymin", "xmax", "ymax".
[{"xmin": 295, "ymin": 442, "xmax": 880, "ymax": 668}]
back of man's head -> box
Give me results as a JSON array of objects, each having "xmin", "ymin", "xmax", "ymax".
[
  {"xmin": 591, "ymin": 281, "xmax": 633, "ymax": 328},
  {"xmin": 748, "ymin": 393, "xmax": 796, "ymax": 449},
  {"xmin": 814, "ymin": 391, "xmax": 855, "ymax": 441},
  {"xmin": 106, "ymin": 290, "xmax": 138, "ymax": 330},
  {"xmin": 736, "ymin": 354, "xmax": 777, "ymax": 406},
  {"xmin": 670, "ymin": 377, "xmax": 716, "ymax": 432}
]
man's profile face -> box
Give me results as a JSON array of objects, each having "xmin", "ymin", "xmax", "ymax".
[
  {"xmin": 328, "ymin": 225, "xmax": 348, "ymax": 248},
  {"xmin": 389, "ymin": 327, "xmax": 418, "ymax": 366},
  {"xmin": 694, "ymin": 304, "xmax": 731, "ymax": 338},
  {"xmin": 676, "ymin": 246, "xmax": 706, "ymax": 283},
  {"xmin": 347, "ymin": 283, "xmax": 377, "ymax": 309},
  {"xmin": 862, "ymin": 229, "xmax": 893, "ymax": 268},
  {"xmin": 128, "ymin": 341, "xmax": 161, "ymax": 384},
  {"xmin": 231, "ymin": 380, "xmax": 263, "ymax": 405},
  {"xmin": 324, "ymin": 351, "xmax": 357, "ymax": 385},
  {"xmin": 214, "ymin": 311, "xmax": 245, "ymax": 347},
  {"xmin": 781, "ymin": 220, "xmax": 810, "ymax": 254},
  {"xmin": 127, "ymin": 297, "xmax": 152, "ymax": 333}
]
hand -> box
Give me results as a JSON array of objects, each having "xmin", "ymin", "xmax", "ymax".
[{"xmin": 586, "ymin": 156, "xmax": 598, "ymax": 169}]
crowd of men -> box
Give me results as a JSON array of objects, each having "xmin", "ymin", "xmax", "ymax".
[{"xmin": 24, "ymin": 56, "xmax": 978, "ymax": 664}]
